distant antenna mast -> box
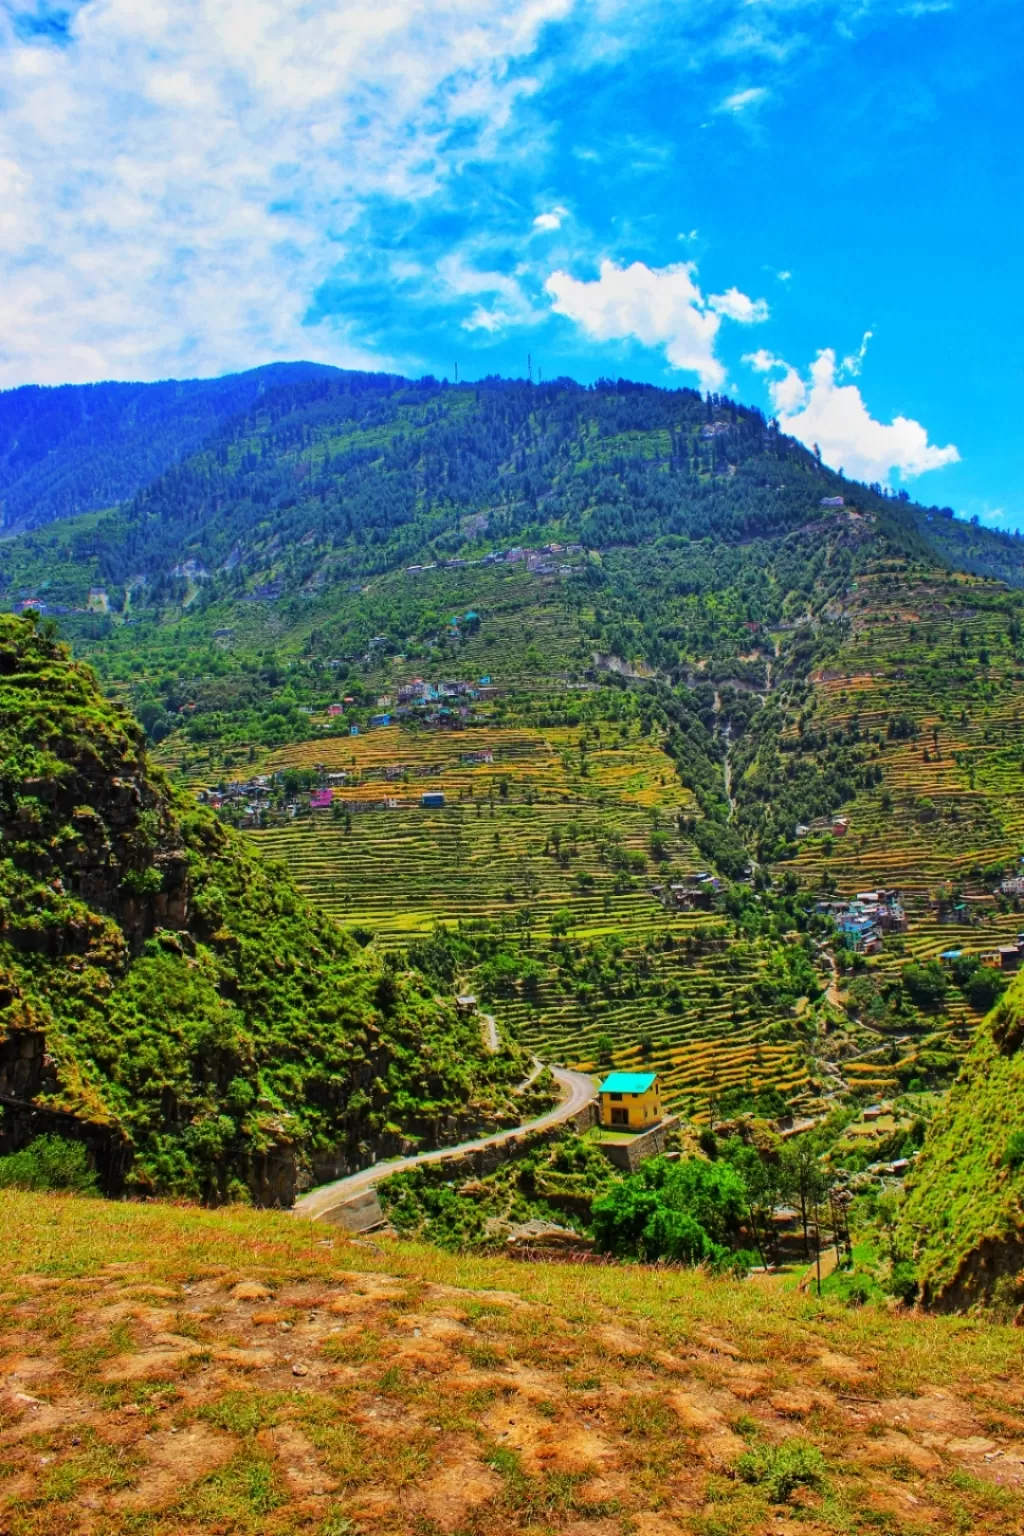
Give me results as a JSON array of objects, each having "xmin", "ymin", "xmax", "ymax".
[
  {"xmin": 454, "ymin": 362, "xmax": 459, "ymax": 384},
  {"xmin": 527, "ymin": 353, "xmax": 533, "ymax": 383}
]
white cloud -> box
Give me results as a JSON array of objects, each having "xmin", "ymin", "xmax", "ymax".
[
  {"xmin": 718, "ymin": 86, "xmax": 768, "ymax": 113},
  {"xmin": 745, "ymin": 347, "xmax": 960, "ymax": 482},
  {"xmin": 777, "ymin": 269, "xmax": 792, "ymax": 282},
  {"xmin": 841, "ymin": 329, "xmax": 873, "ymax": 376},
  {"xmin": 709, "ymin": 286, "xmax": 769, "ymax": 323},
  {"xmin": 0, "ymin": 0, "xmax": 963, "ymax": 387},
  {"xmin": 0, "ymin": 0, "xmax": 574, "ymax": 385},
  {"xmin": 546, "ymin": 259, "xmax": 767, "ymax": 389},
  {"xmin": 438, "ymin": 251, "xmax": 539, "ymax": 333}
]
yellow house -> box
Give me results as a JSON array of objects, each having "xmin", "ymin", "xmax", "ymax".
[{"xmin": 598, "ymin": 1071, "xmax": 662, "ymax": 1131}]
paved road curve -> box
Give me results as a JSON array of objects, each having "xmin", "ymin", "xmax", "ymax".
[{"xmin": 293, "ymin": 1066, "xmax": 596, "ymax": 1222}]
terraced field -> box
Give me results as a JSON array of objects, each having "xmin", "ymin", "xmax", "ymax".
[
  {"xmin": 188, "ymin": 721, "xmax": 804, "ymax": 1111},
  {"xmin": 787, "ymin": 564, "xmax": 1024, "ymax": 901},
  {"xmin": 147, "ymin": 557, "xmax": 1024, "ymax": 1121},
  {"xmin": 244, "ymin": 722, "xmax": 697, "ymax": 933}
]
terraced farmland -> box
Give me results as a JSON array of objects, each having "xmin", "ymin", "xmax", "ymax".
[
  {"xmin": 147, "ymin": 556, "xmax": 1024, "ymax": 1121},
  {"xmin": 244, "ymin": 722, "xmax": 697, "ymax": 933},
  {"xmin": 784, "ymin": 565, "xmax": 1024, "ymax": 902},
  {"xmin": 498, "ymin": 933, "xmax": 811, "ymax": 1110},
  {"xmin": 215, "ymin": 720, "xmax": 809, "ymax": 1111}
]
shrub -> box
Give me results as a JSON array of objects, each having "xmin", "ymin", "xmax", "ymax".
[
  {"xmin": 960, "ymin": 964, "xmax": 1009, "ymax": 1012},
  {"xmin": 737, "ymin": 1439, "xmax": 827, "ymax": 1503},
  {"xmin": 885, "ymin": 1259, "xmax": 919, "ymax": 1305},
  {"xmin": 1003, "ymin": 1131, "xmax": 1024, "ymax": 1171},
  {"xmin": 901, "ymin": 960, "xmax": 947, "ymax": 1011},
  {"xmin": 0, "ymin": 1135, "xmax": 99, "ymax": 1193},
  {"xmin": 121, "ymin": 866, "xmax": 163, "ymax": 896},
  {"xmin": 591, "ymin": 1155, "xmax": 747, "ymax": 1266}
]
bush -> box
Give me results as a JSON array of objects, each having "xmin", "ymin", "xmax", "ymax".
[
  {"xmin": 591, "ymin": 1155, "xmax": 747, "ymax": 1266},
  {"xmin": 901, "ymin": 960, "xmax": 947, "ymax": 1011},
  {"xmin": 1003, "ymin": 1131, "xmax": 1024, "ymax": 1171},
  {"xmin": 885, "ymin": 1259, "xmax": 919, "ymax": 1305},
  {"xmin": 0, "ymin": 1135, "xmax": 99, "ymax": 1193},
  {"xmin": 965, "ymin": 968, "xmax": 1008, "ymax": 1011},
  {"xmin": 737, "ymin": 1439, "xmax": 827, "ymax": 1503}
]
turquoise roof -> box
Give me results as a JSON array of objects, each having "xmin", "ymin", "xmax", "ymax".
[{"xmin": 599, "ymin": 1071, "xmax": 657, "ymax": 1095}]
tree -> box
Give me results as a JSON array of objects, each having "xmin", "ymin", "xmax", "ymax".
[
  {"xmin": 781, "ymin": 1138, "xmax": 826, "ymax": 1257},
  {"xmin": 591, "ymin": 1155, "xmax": 746, "ymax": 1266},
  {"xmin": 901, "ymin": 960, "xmax": 948, "ymax": 1011}
]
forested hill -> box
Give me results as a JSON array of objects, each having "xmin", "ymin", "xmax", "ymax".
[
  {"xmin": 0, "ymin": 613, "xmax": 527, "ymax": 1203},
  {"xmin": 5, "ymin": 367, "xmax": 1024, "ymax": 616},
  {"xmin": 0, "ymin": 362, "xmax": 337, "ymax": 535}
]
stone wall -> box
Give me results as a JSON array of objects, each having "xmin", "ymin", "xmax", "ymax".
[
  {"xmin": 598, "ymin": 1115, "xmax": 680, "ymax": 1172},
  {"xmin": 312, "ymin": 1100, "xmax": 598, "ymax": 1222}
]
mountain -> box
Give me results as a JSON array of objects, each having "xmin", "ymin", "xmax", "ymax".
[
  {"xmin": 0, "ymin": 362, "xmax": 339, "ymax": 535},
  {"xmin": 4, "ymin": 368, "xmax": 1024, "ymax": 620},
  {"xmin": 0, "ymin": 612, "xmax": 527, "ymax": 1203},
  {"xmin": 4, "ymin": 367, "xmax": 1024, "ymax": 1314}
]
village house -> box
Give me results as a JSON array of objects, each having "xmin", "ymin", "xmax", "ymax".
[
  {"xmin": 817, "ymin": 889, "xmax": 904, "ymax": 953},
  {"xmin": 598, "ymin": 1071, "xmax": 663, "ymax": 1131},
  {"xmin": 665, "ymin": 873, "xmax": 721, "ymax": 911}
]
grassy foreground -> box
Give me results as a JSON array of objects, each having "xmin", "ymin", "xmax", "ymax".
[{"xmin": 1, "ymin": 1192, "xmax": 1023, "ymax": 1535}]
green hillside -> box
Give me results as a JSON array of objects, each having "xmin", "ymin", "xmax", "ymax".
[
  {"xmin": 0, "ymin": 613, "xmax": 527, "ymax": 1204},
  {"xmin": 897, "ymin": 977, "xmax": 1024, "ymax": 1315},
  {"xmin": 6, "ymin": 369, "xmax": 1024, "ymax": 1314},
  {"xmin": 7, "ymin": 369, "xmax": 1020, "ymax": 624},
  {"xmin": 0, "ymin": 363, "xmax": 338, "ymax": 535}
]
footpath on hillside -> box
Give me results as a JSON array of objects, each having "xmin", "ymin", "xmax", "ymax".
[{"xmin": 294, "ymin": 1065, "xmax": 596, "ymax": 1222}]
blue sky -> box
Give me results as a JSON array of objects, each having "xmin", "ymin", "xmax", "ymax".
[{"xmin": 0, "ymin": 0, "xmax": 1020, "ymax": 524}]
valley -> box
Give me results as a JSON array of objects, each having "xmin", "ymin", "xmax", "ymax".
[{"xmin": 1, "ymin": 367, "xmax": 1023, "ymax": 1333}]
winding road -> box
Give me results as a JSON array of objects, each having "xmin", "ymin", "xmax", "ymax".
[{"xmin": 293, "ymin": 1065, "xmax": 597, "ymax": 1223}]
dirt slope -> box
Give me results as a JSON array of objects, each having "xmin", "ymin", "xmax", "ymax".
[{"xmin": 2, "ymin": 1191, "xmax": 1022, "ymax": 1535}]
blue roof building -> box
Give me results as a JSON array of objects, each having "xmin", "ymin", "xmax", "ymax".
[{"xmin": 598, "ymin": 1071, "xmax": 662, "ymax": 1130}]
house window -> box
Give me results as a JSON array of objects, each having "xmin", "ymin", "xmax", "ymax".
[
  {"xmin": 611, "ymin": 1108, "xmax": 629, "ymax": 1126},
  {"xmin": 609, "ymin": 1092, "xmax": 622, "ymax": 1101}
]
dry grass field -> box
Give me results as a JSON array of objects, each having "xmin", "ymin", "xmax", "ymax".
[{"xmin": 2, "ymin": 1192, "xmax": 1023, "ymax": 1536}]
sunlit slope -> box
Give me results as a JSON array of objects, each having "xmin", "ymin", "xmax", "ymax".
[
  {"xmin": 760, "ymin": 563, "xmax": 1024, "ymax": 897},
  {"xmin": 2, "ymin": 1190, "xmax": 1023, "ymax": 1534},
  {"xmin": 898, "ymin": 975, "xmax": 1024, "ymax": 1313}
]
